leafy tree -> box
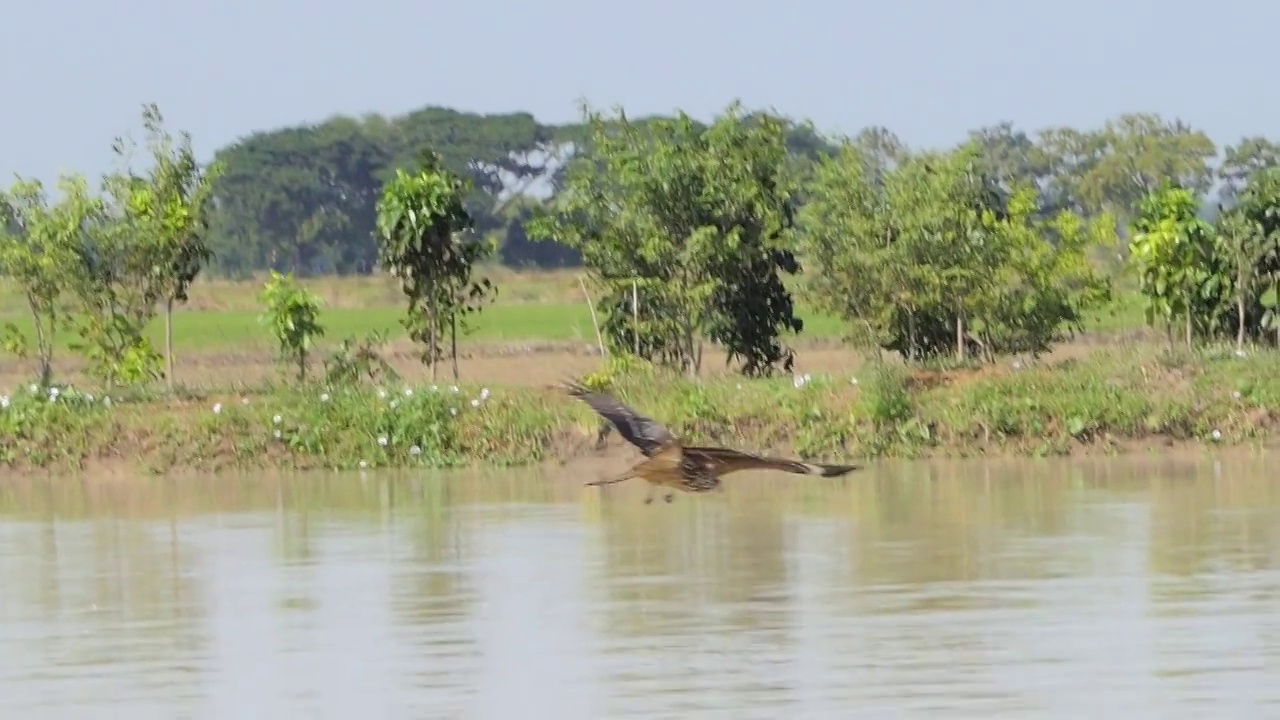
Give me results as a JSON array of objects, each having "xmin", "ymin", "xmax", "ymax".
[
  {"xmin": 528, "ymin": 101, "xmax": 804, "ymax": 377},
  {"xmin": 0, "ymin": 179, "xmax": 78, "ymax": 386},
  {"xmin": 258, "ymin": 271, "xmax": 325, "ymax": 382},
  {"xmin": 375, "ymin": 149, "xmax": 494, "ymax": 381},
  {"xmin": 63, "ymin": 170, "xmax": 167, "ymax": 388},
  {"xmin": 112, "ymin": 103, "xmax": 223, "ymax": 390},
  {"xmin": 799, "ymin": 141, "xmax": 1111, "ymax": 363},
  {"xmin": 1222, "ymin": 167, "xmax": 1280, "ymax": 345},
  {"xmin": 1128, "ymin": 182, "xmax": 1223, "ymax": 348},
  {"xmin": 1217, "ymin": 137, "xmax": 1280, "ymax": 204}
]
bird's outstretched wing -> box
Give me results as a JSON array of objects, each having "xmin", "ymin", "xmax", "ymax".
[
  {"xmin": 562, "ymin": 380, "xmax": 677, "ymax": 457},
  {"xmin": 684, "ymin": 446, "xmax": 861, "ymax": 478}
]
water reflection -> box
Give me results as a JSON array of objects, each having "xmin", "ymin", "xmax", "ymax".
[{"xmin": 0, "ymin": 453, "xmax": 1277, "ymax": 717}]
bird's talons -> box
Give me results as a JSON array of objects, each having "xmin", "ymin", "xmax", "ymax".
[{"xmin": 663, "ymin": 493, "xmax": 674, "ymax": 504}]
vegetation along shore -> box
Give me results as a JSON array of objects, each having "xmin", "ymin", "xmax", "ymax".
[{"xmin": 1, "ymin": 102, "xmax": 1277, "ymax": 474}]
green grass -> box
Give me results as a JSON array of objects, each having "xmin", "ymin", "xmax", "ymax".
[
  {"xmin": 0, "ymin": 302, "xmax": 851, "ymax": 353},
  {"xmin": 0, "ymin": 293, "xmax": 1144, "ymax": 356},
  {"xmin": 2, "ymin": 344, "xmax": 1275, "ymax": 474}
]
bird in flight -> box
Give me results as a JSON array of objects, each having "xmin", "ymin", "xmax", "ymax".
[{"xmin": 562, "ymin": 380, "xmax": 862, "ymax": 504}]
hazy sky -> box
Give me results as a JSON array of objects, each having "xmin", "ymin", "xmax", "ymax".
[{"xmin": 3, "ymin": 0, "xmax": 1277, "ymax": 186}]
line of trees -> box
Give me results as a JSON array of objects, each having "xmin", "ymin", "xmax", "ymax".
[
  {"xmin": 196, "ymin": 106, "xmax": 1279, "ymax": 278},
  {"xmin": 3, "ymin": 100, "xmax": 1279, "ymax": 390},
  {"xmin": 1, "ymin": 104, "xmax": 220, "ymax": 390}
]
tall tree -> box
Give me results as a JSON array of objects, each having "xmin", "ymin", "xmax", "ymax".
[
  {"xmin": 1128, "ymin": 182, "xmax": 1223, "ymax": 348},
  {"xmin": 375, "ymin": 149, "xmax": 494, "ymax": 381},
  {"xmin": 111, "ymin": 103, "xmax": 223, "ymax": 390},
  {"xmin": 1218, "ymin": 137, "xmax": 1280, "ymax": 204},
  {"xmin": 528, "ymin": 101, "xmax": 803, "ymax": 377},
  {"xmin": 0, "ymin": 179, "xmax": 80, "ymax": 386},
  {"xmin": 799, "ymin": 140, "xmax": 1111, "ymax": 363}
]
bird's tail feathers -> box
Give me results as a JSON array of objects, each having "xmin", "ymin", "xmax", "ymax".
[{"xmin": 804, "ymin": 462, "xmax": 862, "ymax": 477}]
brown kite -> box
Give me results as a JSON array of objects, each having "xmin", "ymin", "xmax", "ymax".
[{"xmin": 563, "ymin": 380, "xmax": 862, "ymax": 504}]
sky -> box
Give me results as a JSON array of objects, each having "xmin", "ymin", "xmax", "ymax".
[{"xmin": 3, "ymin": 0, "xmax": 1278, "ymax": 187}]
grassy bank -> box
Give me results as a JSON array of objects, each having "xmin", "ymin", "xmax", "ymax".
[{"xmin": 2, "ymin": 343, "xmax": 1275, "ymax": 475}]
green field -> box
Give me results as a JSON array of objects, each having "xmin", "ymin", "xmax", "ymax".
[
  {"xmin": 0, "ymin": 302, "xmax": 850, "ymax": 354},
  {"xmin": 0, "ymin": 291, "xmax": 1148, "ymax": 355}
]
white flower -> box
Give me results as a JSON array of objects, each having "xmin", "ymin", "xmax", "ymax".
[
  {"xmin": 377, "ymin": 388, "xmax": 387, "ymax": 399},
  {"xmin": 470, "ymin": 399, "xmax": 480, "ymax": 408},
  {"xmin": 450, "ymin": 385, "xmax": 459, "ymax": 393},
  {"xmin": 212, "ymin": 403, "xmax": 222, "ymax": 414},
  {"xmin": 0, "ymin": 395, "xmax": 9, "ymax": 409},
  {"xmin": 273, "ymin": 414, "xmax": 282, "ymax": 425},
  {"xmin": 430, "ymin": 385, "xmax": 438, "ymax": 392},
  {"xmin": 1235, "ymin": 349, "xmax": 1247, "ymax": 359},
  {"xmin": 377, "ymin": 435, "xmax": 388, "ymax": 447},
  {"xmin": 389, "ymin": 399, "xmax": 399, "ymax": 410},
  {"xmin": 28, "ymin": 384, "xmax": 38, "ymax": 394},
  {"xmin": 449, "ymin": 407, "xmax": 457, "ymax": 416},
  {"xmin": 1211, "ymin": 429, "xmax": 1222, "ymax": 441},
  {"xmin": 409, "ymin": 445, "xmax": 422, "ymax": 457},
  {"xmin": 102, "ymin": 397, "xmax": 112, "ymax": 407},
  {"xmin": 1233, "ymin": 391, "xmax": 1242, "ymax": 400},
  {"xmin": 86, "ymin": 393, "xmax": 95, "ymax": 402},
  {"xmin": 850, "ymin": 377, "xmax": 859, "ymax": 385},
  {"xmin": 319, "ymin": 392, "xmax": 330, "ymax": 402},
  {"xmin": 403, "ymin": 387, "xmax": 414, "ymax": 397},
  {"xmin": 272, "ymin": 429, "xmax": 282, "ymax": 439},
  {"xmin": 358, "ymin": 460, "xmax": 368, "ymax": 469},
  {"xmin": 479, "ymin": 388, "xmax": 490, "ymax": 400},
  {"xmin": 241, "ymin": 397, "xmax": 250, "ymax": 405}
]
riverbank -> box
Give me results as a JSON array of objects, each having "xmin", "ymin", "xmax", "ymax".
[{"xmin": 2, "ymin": 343, "xmax": 1276, "ymax": 476}]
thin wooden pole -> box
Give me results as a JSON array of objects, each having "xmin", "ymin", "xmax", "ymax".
[
  {"xmin": 577, "ymin": 275, "xmax": 607, "ymax": 357},
  {"xmin": 631, "ymin": 280, "xmax": 640, "ymax": 356}
]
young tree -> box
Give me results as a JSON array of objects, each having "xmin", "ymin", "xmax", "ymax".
[
  {"xmin": 1223, "ymin": 168, "xmax": 1280, "ymax": 346},
  {"xmin": 528, "ymin": 101, "xmax": 803, "ymax": 377},
  {"xmin": 799, "ymin": 141, "xmax": 1111, "ymax": 363},
  {"xmin": 375, "ymin": 149, "xmax": 493, "ymax": 381},
  {"xmin": 0, "ymin": 178, "xmax": 80, "ymax": 386},
  {"xmin": 258, "ymin": 271, "xmax": 325, "ymax": 382},
  {"xmin": 65, "ymin": 171, "xmax": 165, "ymax": 388},
  {"xmin": 113, "ymin": 103, "xmax": 223, "ymax": 390},
  {"xmin": 1128, "ymin": 182, "xmax": 1223, "ymax": 348}
]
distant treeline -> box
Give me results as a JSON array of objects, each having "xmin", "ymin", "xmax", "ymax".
[{"xmin": 204, "ymin": 104, "xmax": 1277, "ymax": 277}]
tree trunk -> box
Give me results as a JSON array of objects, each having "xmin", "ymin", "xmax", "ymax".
[
  {"xmin": 1237, "ymin": 294, "xmax": 1246, "ymax": 350},
  {"xmin": 908, "ymin": 309, "xmax": 916, "ymax": 363},
  {"xmin": 451, "ymin": 312, "xmax": 458, "ymax": 381},
  {"xmin": 28, "ymin": 297, "xmax": 52, "ymax": 387},
  {"xmin": 955, "ymin": 309, "xmax": 966, "ymax": 362},
  {"xmin": 1184, "ymin": 303, "xmax": 1193, "ymax": 350},
  {"xmin": 165, "ymin": 298, "xmax": 175, "ymax": 392},
  {"xmin": 429, "ymin": 300, "xmax": 438, "ymax": 383}
]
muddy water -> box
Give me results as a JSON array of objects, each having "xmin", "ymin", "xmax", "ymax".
[{"xmin": 0, "ymin": 453, "xmax": 1278, "ymax": 718}]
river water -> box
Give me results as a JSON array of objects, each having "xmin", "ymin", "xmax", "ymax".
[{"xmin": 0, "ymin": 453, "xmax": 1277, "ymax": 718}]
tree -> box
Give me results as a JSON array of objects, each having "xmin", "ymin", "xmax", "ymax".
[
  {"xmin": 0, "ymin": 178, "xmax": 79, "ymax": 386},
  {"xmin": 528, "ymin": 101, "xmax": 804, "ymax": 378},
  {"xmin": 258, "ymin": 271, "xmax": 325, "ymax": 382},
  {"xmin": 62, "ymin": 170, "xmax": 166, "ymax": 388},
  {"xmin": 112, "ymin": 103, "xmax": 223, "ymax": 390},
  {"xmin": 375, "ymin": 149, "xmax": 494, "ymax": 381},
  {"xmin": 1128, "ymin": 182, "xmax": 1223, "ymax": 348},
  {"xmin": 1222, "ymin": 167, "xmax": 1280, "ymax": 346},
  {"xmin": 799, "ymin": 140, "xmax": 1112, "ymax": 363},
  {"xmin": 1218, "ymin": 137, "xmax": 1280, "ymax": 204}
]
